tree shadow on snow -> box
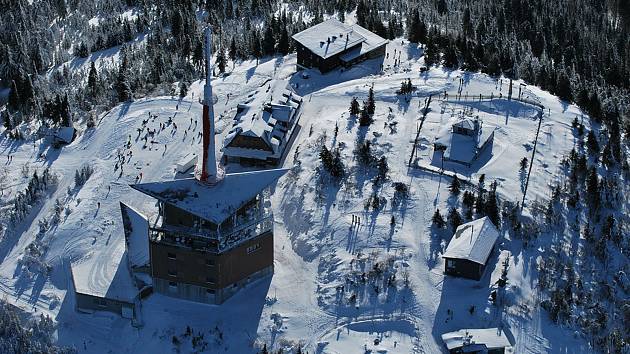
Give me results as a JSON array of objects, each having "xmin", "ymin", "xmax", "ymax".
[{"xmin": 288, "ymin": 56, "xmax": 385, "ymax": 97}]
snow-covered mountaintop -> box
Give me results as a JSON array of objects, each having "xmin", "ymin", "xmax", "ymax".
[{"xmin": 0, "ymin": 38, "xmax": 607, "ymax": 353}]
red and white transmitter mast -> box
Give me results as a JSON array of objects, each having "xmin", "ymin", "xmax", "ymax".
[{"xmin": 196, "ymin": 27, "xmax": 223, "ymax": 184}]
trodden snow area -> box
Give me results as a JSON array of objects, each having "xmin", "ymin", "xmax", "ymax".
[{"xmin": 0, "ymin": 37, "xmax": 627, "ymax": 354}]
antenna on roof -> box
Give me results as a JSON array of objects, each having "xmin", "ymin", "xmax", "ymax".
[{"xmin": 195, "ymin": 27, "xmax": 224, "ymax": 185}]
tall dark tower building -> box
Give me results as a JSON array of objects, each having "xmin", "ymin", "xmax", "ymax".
[{"xmin": 131, "ymin": 28, "xmax": 287, "ymax": 304}]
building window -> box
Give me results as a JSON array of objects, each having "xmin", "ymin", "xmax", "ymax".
[
  {"xmin": 246, "ymin": 243, "xmax": 261, "ymax": 254},
  {"xmin": 167, "ymin": 252, "xmax": 176, "ymax": 260},
  {"xmin": 93, "ymin": 298, "xmax": 107, "ymax": 307},
  {"xmin": 446, "ymin": 259, "xmax": 455, "ymax": 268},
  {"xmin": 206, "ymin": 288, "xmax": 215, "ymax": 294},
  {"xmin": 168, "ymin": 269, "xmax": 177, "ymax": 277},
  {"xmin": 168, "ymin": 281, "xmax": 178, "ymax": 292},
  {"xmin": 206, "ymin": 259, "xmax": 215, "ymax": 267},
  {"xmin": 206, "ymin": 277, "xmax": 215, "ymax": 285}
]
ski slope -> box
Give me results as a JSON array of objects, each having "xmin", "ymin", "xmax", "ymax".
[{"xmin": 0, "ymin": 38, "xmax": 598, "ymax": 353}]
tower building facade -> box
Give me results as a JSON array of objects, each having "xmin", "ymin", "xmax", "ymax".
[{"xmin": 131, "ymin": 28, "xmax": 287, "ymax": 304}]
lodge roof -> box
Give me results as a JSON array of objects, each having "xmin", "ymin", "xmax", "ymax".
[{"xmin": 442, "ymin": 216, "xmax": 499, "ymax": 265}]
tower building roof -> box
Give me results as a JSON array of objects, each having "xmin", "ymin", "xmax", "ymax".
[{"xmin": 131, "ymin": 169, "xmax": 288, "ymax": 224}]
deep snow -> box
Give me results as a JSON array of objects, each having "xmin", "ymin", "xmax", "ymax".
[{"xmin": 0, "ymin": 37, "xmax": 601, "ymax": 353}]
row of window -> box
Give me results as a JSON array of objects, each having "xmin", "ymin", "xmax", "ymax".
[
  {"xmin": 167, "ymin": 242, "xmax": 261, "ymax": 261},
  {"xmin": 167, "ymin": 252, "xmax": 215, "ymax": 266},
  {"xmin": 167, "ymin": 269, "xmax": 215, "ymax": 284},
  {"xmin": 168, "ymin": 281, "xmax": 216, "ymax": 295}
]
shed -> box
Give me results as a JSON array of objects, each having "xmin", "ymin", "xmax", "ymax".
[
  {"xmin": 53, "ymin": 126, "xmax": 76, "ymax": 146},
  {"xmin": 441, "ymin": 328, "xmax": 512, "ymax": 353},
  {"xmin": 442, "ymin": 217, "xmax": 499, "ymax": 280}
]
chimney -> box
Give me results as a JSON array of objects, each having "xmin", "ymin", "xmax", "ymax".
[{"xmin": 196, "ymin": 27, "xmax": 219, "ymax": 183}]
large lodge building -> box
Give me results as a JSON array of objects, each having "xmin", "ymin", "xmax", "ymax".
[{"xmin": 292, "ymin": 18, "xmax": 388, "ymax": 73}]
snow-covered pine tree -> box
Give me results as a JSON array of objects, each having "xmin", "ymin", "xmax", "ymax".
[
  {"xmin": 484, "ymin": 181, "xmax": 501, "ymax": 226},
  {"xmin": 367, "ymin": 86, "xmax": 375, "ymax": 115},
  {"xmin": 359, "ymin": 102, "xmax": 373, "ymax": 126},
  {"xmin": 586, "ymin": 130, "xmax": 600, "ymax": 158},
  {"xmin": 432, "ymin": 209, "xmax": 445, "ymax": 228},
  {"xmin": 87, "ymin": 61, "xmax": 99, "ymax": 100},
  {"xmin": 116, "ymin": 56, "xmax": 132, "ymax": 102},
  {"xmin": 449, "ymin": 175, "xmax": 461, "ymax": 196},
  {"xmin": 448, "ymin": 207, "xmax": 462, "ymax": 232},
  {"xmin": 349, "ymin": 97, "xmax": 360, "ymax": 116},
  {"xmin": 216, "ymin": 47, "xmax": 227, "ymax": 74}
]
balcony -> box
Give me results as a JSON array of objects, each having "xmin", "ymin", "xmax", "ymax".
[{"xmin": 150, "ymin": 213, "xmax": 274, "ymax": 253}]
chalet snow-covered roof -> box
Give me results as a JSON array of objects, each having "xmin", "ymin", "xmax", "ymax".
[
  {"xmin": 292, "ymin": 19, "xmax": 367, "ymax": 59},
  {"xmin": 339, "ymin": 23, "xmax": 389, "ymax": 63},
  {"xmin": 120, "ymin": 202, "xmax": 149, "ymax": 268},
  {"xmin": 223, "ymin": 80, "xmax": 302, "ymax": 159},
  {"xmin": 130, "ymin": 169, "xmax": 288, "ymax": 224},
  {"xmin": 441, "ymin": 328, "xmax": 512, "ymax": 351},
  {"xmin": 54, "ymin": 126, "xmax": 75, "ymax": 144},
  {"xmin": 453, "ymin": 118, "xmax": 477, "ymax": 131},
  {"xmin": 442, "ymin": 217, "xmax": 499, "ymax": 265},
  {"xmin": 434, "ymin": 118, "xmax": 494, "ymax": 165}
]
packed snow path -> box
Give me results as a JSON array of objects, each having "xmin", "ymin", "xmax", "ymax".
[{"xmin": 0, "ymin": 39, "xmax": 595, "ymax": 353}]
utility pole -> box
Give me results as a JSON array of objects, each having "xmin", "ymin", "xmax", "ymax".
[{"xmin": 522, "ymin": 107, "xmax": 544, "ymax": 208}]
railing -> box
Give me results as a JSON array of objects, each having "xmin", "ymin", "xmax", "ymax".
[
  {"xmin": 149, "ymin": 213, "xmax": 274, "ymax": 253},
  {"xmin": 218, "ymin": 215, "xmax": 273, "ymax": 252}
]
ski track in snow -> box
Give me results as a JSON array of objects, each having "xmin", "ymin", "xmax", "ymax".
[{"xmin": 0, "ymin": 39, "xmax": 600, "ymax": 353}]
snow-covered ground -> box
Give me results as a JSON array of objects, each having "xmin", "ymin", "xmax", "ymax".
[{"xmin": 0, "ymin": 38, "xmax": 600, "ymax": 353}]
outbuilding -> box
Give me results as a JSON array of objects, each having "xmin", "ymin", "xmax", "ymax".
[
  {"xmin": 442, "ymin": 217, "xmax": 499, "ymax": 280},
  {"xmin": 441, "ymin": 327, "xmax": 512, "ymax": 353}
]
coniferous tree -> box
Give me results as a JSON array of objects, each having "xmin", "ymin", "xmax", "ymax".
[
  {"xmin": 60, "ymin": 94, "xmax": 72, "ymax": 127},
  {"xmin": 349, "ymin": 97, "xmax": 360, "ymax": 115},
  {"xmin": 3, "ymin": 111, "xmax": 11, "ymax": 130},
  {"xmin": 377, "ymin": 156, "xmax": 388, "ymax": 181},
  {"xmin": 8, "ymin": 79, "xmax": 21, "ymax": 110},
  {"xmin": 359, "ymin": 103, "xmax": 373, "ymax": 126},
  {"xmin": 262, "ymin": 25, "xmax": 275, "ymax": 55},
  {"xmin": 449, "ymin": 175, "xmax": 461, "ymax": 196},
  {"xmin": 278, "ymin": 27, "xmax": 289, "ymax": 55},
  {"xmin": 116, "ymin": 57, "xmax": 132, "ymax": 102},
  {"xmin": 432, "ymin": 209, "xmax": 445, "ymax": 228},
  {"xmin": 462, "ymin": 190, "xmax": 475, "ymax": 209},
  {"xmin": 443, "ymin": 43, "xmax": 458, "ymax": 68},
  {"xmin": 216, "ymin": 47, "xmax": 227, "ymax": 74},
  {"xmin": 448, "ymin": 207, "xmax": 462, "ymax": 232},
  {"xmin": 424, "ymin": 37, "xmax": 440, "ymax": 66},
  {"xmin": 229, "ymin": 38, "xmax": 238, "ymax": 62},
  {"xmin": 484, "ymin": 181, "xmax": 500, "ymax": 226},
  {"xmin": 586, "ymin": 167, "xmax": 600, "ymax": 212},
  {"xmin": 366, "ymin": 86, "xmax": 375, "ymax": 115},
  {"xmin": 251, "ymin": 32, "xmax": 262, "ymax": 64},
  {"xmin": 587, "ymin": 130, "xmax": 600, "ymax": 158},
  {"xmin": 87, "ymin": 61, "xmax": 99, "ymax": 100}
]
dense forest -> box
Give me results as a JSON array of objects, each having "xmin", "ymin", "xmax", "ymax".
[{"xmin": 1, "ymin": 0, "xmax": 629, "ymax": 352}]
